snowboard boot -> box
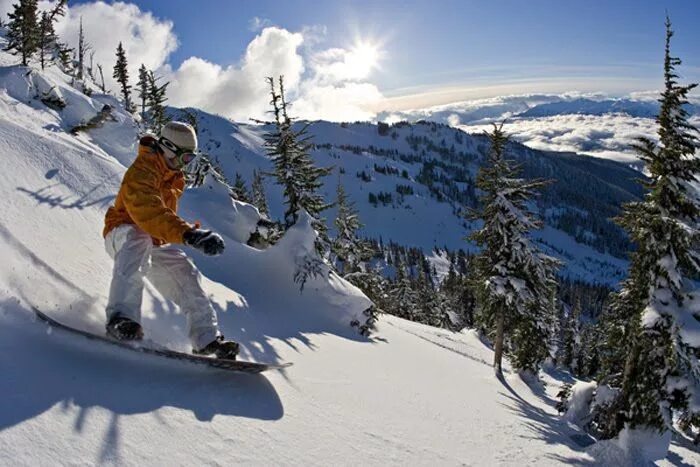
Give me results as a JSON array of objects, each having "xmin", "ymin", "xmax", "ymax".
[
  {"xmin": 106, "ymin": 314, "xmax": 144, "ymax": 341},
  {"xmin": 193, "ymin": 335, "xmax": 240, "ymax": 360}
]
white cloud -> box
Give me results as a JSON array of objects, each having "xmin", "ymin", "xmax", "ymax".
[
  {"xmin": 52, "ymin": 1, "xmax": 178, "ymax": 91},
  {"xmin": 1, "ymin": 1, "xmax": 384, "ymax": 122},
  {"xmin": 459, "ymin": 113, "xmax": 660, "ymax": 163},
  {"xmin": 293, "ymin": 82, "xmax": 384, "ymax": 122},
  {"xmin": 310, "ymin": 45, "xmax": 376, "ymax": 84},
  {"xmin": 166, "ymin": 27, "xmax": 304, "ymax": 121},
  {"xmin": 167, "ymin": 26, "xmax": 385, "ymax": 122}
]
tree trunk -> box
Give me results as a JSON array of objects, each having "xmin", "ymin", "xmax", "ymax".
[{"xmin": 493, "ymin": 307, "xmax": 505, "ymax": 375}]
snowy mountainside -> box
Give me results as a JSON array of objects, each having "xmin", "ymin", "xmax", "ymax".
[
  {"xmin": 185, "ymin": 113, "xmax": 638, "ymax": 285},
  {"xmin": 0, "ymin": 45, "xmax": 697, "ymax": 466}
]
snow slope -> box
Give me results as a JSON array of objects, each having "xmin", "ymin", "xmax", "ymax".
[{"xmin": 0, "ymin": 52, "xmax": 697, "ymax": 465}]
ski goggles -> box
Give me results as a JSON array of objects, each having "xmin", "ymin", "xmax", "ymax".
[{"xmin": 158, "ymin": 137, "xmax": 198, "ymax": 166}]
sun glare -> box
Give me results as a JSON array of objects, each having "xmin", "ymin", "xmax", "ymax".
[{"xmin": 347, "ymin": 40, "xmax": 381, "ymax": 79}]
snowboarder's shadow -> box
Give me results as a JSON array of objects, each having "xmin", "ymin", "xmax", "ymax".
[{"xmin": 0, "ymin": 303, "xmax": 284, "ymax": 460}]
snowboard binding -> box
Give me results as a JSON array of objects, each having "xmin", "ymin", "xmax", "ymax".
[
  {"xmin": 193, "ymin": 335, "xmax": 240, "ymax": 360},
  {"xmin": 106, "ymin": 314, "xmax": 144, "ymax": 341}
]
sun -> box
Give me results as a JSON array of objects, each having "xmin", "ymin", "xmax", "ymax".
[{"xmin": 347, "ymin": 40, "xmax": 381, "ymax": 79}]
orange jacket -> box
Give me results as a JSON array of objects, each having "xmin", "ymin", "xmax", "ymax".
[{"xmin": 103, "ymin": 136, "xmax": 192, "ymax": 245}]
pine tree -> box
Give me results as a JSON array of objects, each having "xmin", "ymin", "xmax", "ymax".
[
  {"xmin": 328, "ymin": 178, "xmax": 386, "ymax": 329},
  {"xmin": 136, "ymin": 64, "xmax": 149, "ymax": 121},
  {"xmin": 599, "ymin": 17, "xmax": 700, "ymax": 438},
  {"xmin": 415, "ymin": 264, "xmax": 438, "ymax": 325},
  {"xmin": 560, "ymin": 297, "xmax": 582, "ymax": 373},
  {"xmin": 113, "ymin": 42, "xmax": 132, "ymax": 112},
  {"xmin": 264, "ymin": 76, "xmax": 332, "ymax": 249},
  {"xmin": 38, "ymin": 12, "xmax": 53, "ymax": 70},
  {"xmin": 251, "ymin": 170, "xmax": 269, "ymax": 216},
  {"xmin": 332, "ymin": 180, "xmax": 372, "ymax": 275},
  {"xmin": 76, "ymin": 17, "xmax": 90, "ymax": 80},
  {"xmin": 596, "ymin": 269, "xmax": 645, "ymax": 385},
  {"xmin": 38, "ymin": 1, "xmax": 67, "ymax": 71},
  {"xmin": 442, "ymin": 261, "xmax": 476, "ymax": 329},
  {"xmin": 231, "ymin": 173, "xmax": 251, "ymax": 203},
  {"xmin": 388, "ymin": 260, "xmax": 418, "ymax": 320},
  {"xmin": 578, "ymin": 323, "xmax": 601, "ymax": 378},
  {"xmin": 434, "ymin": 287, "xmax": 458, "ymax": 330},
  {"xmin": 146, "ymin": 70, "xmax": 169, "ymax": 131},
  {"xmin": 56, "ymin": 42, "xmax": 72, "ymax": 72},
  {"xmin": 5, "ymin": 0, "xmax": 39, "ymax": 66},
  {"xmin": 96, "ymin": 64, "xmax": 106, "ymax": 93},
  {"xmin": 470, "ymin": 123, "xmax": 559, "ymax": 375},
  {"xmin": 87, "ymin": 51, "xmax": 96, "ymax": 80}
]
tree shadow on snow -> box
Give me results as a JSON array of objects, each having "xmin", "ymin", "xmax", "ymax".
[
  {"xmin": 494, "ymin": 374, "xmax": 696, "ymax": 465},
  {"xmin": 0, "ymin": 302, "xmax": 284, "ymax": 462},
  {"xmin": 495, "ymin": 373, "xmax": 597, "ymax": 464},
  {"xmin": 17, "ymin": 183, "xmax": 115, "ymax": 211},
  {"xmin": 211, "ymin": 296, "xmax": 372, "ymax": 365}
]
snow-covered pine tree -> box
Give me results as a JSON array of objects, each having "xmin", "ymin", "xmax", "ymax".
[
  {"xmin": 231, "ymin": 173, "xmax": 251, "ymax": 203},
  {"xmin": 596, "ymin": 266, "xmax": 647, "ymax": 387},
  {"xmin": 332, "ymin": 180, "xmax": 372, "ymax": 275},
  {"xmin": 146, "ymin": 70, "xmax": 169, "ymax": 132},
  {"xmin": 251, "ymin": 170, "xmax": 270, "ymax": 216},
  {"xmin": 56, "ymin": 41, "xmax": 72, "ymax": 72},
  {"xmin": 387, "ymin": 259, "xmax": 418, "ymax": 320},
  {"xmin": 559, "ymin": 297, "xmax": 582, "ymax": 373},
  {"xmin": 329, "ymin": 178, "xmax": 386, "ymax": 329},
  {"xmin": 414, "ymin": 264, "xmax": 439, "ymax": 325},
  {"xmin": 113, "ymin": 42, "xmax": 132, "ymax": 112},
  {"xmin": 469, "ymin": 123, "xmax": 559, "ymax": 375},
  {"xmin": 441, "ymin": 261, "xmax": 476, "ymax": 329},
  {"xmin": 432, "ymin": 286, "xmax": 458, "ymax": 330},
  {"xmin": 136, "ymin": 64, "xmax": 148, "ymax": 121},
  {"xmin": 5, "ymin": 0, "xmax": 39, "ymax": 66},
  {"xmin": 264, "ymin": 75, "xmax": 332, "ymax": 250},
  {"xmin": 599, "ymin": 17, "xmax": 700, "ymax": 440},
  {"xmin": 578, "ymin": 322, "xmax": 600, "ymax": 378},
  {"xmin": 37, "ymin": 12, "xmax": 55, "ymax": 70},
  {"xmin": 37, "ymin": 1, "xmax": 64, "ymax": 71}
]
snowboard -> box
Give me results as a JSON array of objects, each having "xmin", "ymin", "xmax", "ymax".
[{"xmin": 33, "ymin": 307, "xmax": 291, "ymax": 374}]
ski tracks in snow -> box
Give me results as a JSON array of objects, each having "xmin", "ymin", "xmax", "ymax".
[{"xmin": 385, "ymin": 320, "xmax": 497, "ymax": 370}]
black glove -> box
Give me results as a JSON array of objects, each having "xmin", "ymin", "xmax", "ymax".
[{"xmin": 183, "ymin": 228, "xmax": 225, "ymax": 256}]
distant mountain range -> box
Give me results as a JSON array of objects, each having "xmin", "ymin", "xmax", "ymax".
[
  {"xmin": 519, "ymin": 98, "xmax": 699, "ymax": 119},
  {"xmin": 379, "ymin": 94, "xmax": 700, "ymax": 162}
]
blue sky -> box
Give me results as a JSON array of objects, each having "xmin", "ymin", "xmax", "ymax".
[
  {"xmin": 116, "ymin": 0, "xmax": 699, "ymax": 97},
  {"xmin": 50, "ymin": 0, "xmax": 700, "ymax": 120}
]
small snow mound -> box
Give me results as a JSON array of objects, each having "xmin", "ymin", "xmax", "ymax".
[
  {"xmin": 563, "ymin": 381, "xmax": 597, "ymax": 424},
  {"xmin": 182, "ymin": 173, "xmax": 262, "ymax": 243},
  {"xmin": 587, "ymin": 425, "xmax": 671, "ymax": 465}
]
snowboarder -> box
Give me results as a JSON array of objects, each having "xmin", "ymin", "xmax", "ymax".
[{"xmin": 102, "ymin": 121, "xmax": 239, "ymax": 359}]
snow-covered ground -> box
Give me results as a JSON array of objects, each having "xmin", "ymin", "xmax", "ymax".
[{"xmin": 0, "ymin": 48, "xmax": 697, "ymax": 465}]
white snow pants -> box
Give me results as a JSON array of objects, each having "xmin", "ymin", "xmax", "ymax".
[{"xmin": 105, "ymin": 224, "xmax": 220, "ymax": 349}]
